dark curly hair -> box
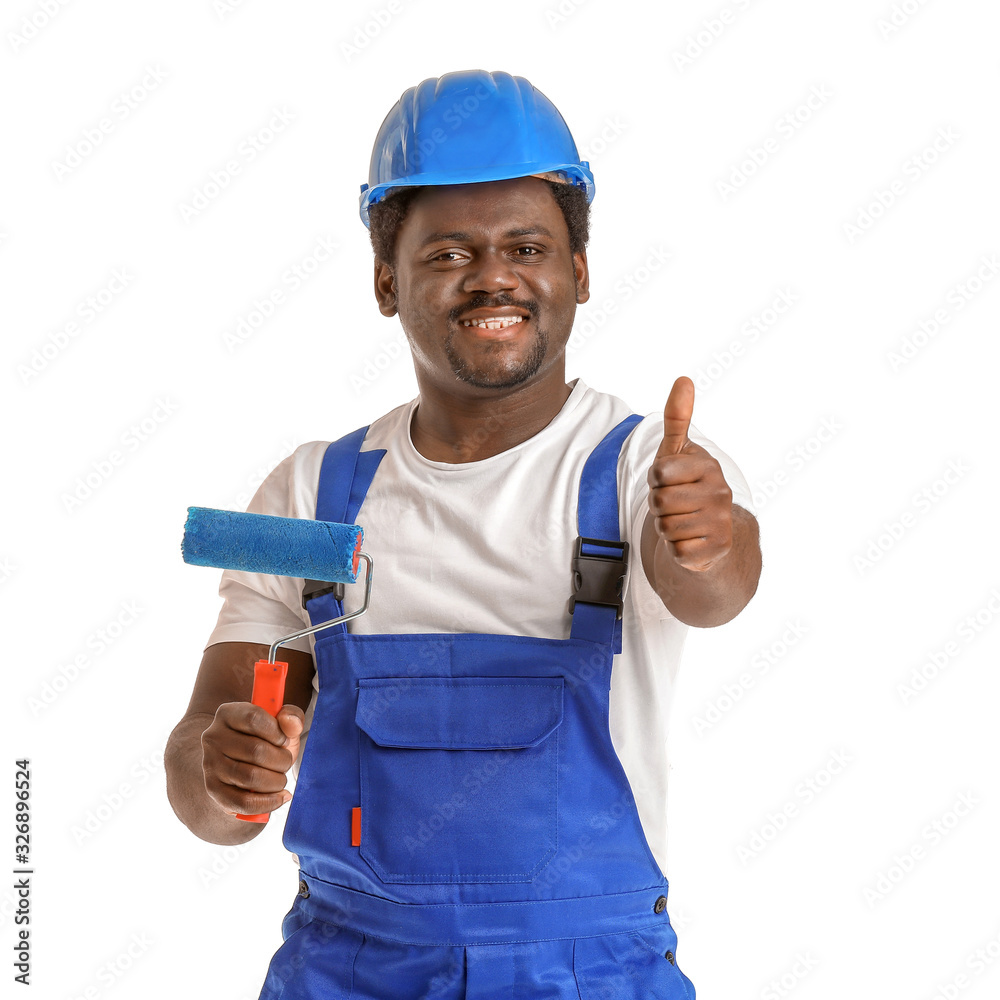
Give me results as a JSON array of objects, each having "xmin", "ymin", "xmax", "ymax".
[{"xmin": 368, "ymin": 179, "xmax": 591, "ymax": 270}]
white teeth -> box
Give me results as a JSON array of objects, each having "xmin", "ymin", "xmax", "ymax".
[{"xmin": 461, "ymin": 316, "xmax": 525, "ymax": 330}]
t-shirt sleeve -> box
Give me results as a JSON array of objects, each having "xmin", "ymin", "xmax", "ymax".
[
  {"xmin": 617, "ymin": 413, "xmax": 755, "ymax": 612},
  {"xmin": 202, "ymin": 443, "xmax": 327, "ymax": 653}
]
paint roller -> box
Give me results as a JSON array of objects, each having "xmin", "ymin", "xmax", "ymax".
[{"xmin": 181, "ymin": 506, "xmax": 374, "ymax": 822}]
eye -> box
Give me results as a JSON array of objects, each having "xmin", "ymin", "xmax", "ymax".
[
  {"xmin": 514, "ymin": 246, "xmax": 541, "ymax": 257},
  {"xmin": 432, "ymin": 251, "xmax": 463, "ymax": 261}
]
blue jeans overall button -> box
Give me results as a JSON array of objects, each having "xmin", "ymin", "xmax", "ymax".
[
  {"xmin": 654, "ymin": 895, "xmax": 667, "ymax": 914},
  {"xmin": 355, "ymin": 675, "xmax": 564, "ymax": 884}
]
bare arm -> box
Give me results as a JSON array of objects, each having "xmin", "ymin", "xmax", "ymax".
[{"xmin": 164, "ymin": 641, "xmax": 315, "ymax": 845}]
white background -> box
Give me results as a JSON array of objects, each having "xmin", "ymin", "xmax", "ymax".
[{"xmin": 4, "ymin": 1, "xmax": 999, "ymax": 997}]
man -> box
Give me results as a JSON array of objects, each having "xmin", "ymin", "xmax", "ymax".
[{"xmin": 166, "ymin": 69, "xmax": 761, "ymax": 999}]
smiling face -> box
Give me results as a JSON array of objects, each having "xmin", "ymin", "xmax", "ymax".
[{"xmin": 374, "ymin": 176, "xmax": 590, "ymax": 399}]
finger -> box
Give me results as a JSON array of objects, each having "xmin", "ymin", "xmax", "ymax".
[
  {"xmin": 647, "ymin": 451, "xmax": 711, "ymax": 491},
  {"xmin": 647, "ymin": 461, "xmax": 731, "ymax": 507},
  {"xmin": 276, "ymin": 705, "xmax": 305, "ymax": 741},
  {"xmin": 651, "ymin": 480, "xmax": 732, "ymax": 535},
  {"xmin": 217, "ymin": 702, "xmax": 289, "ymax": 747},
  {"xmin": 211, "ymin": 784, "xmax": 292, "ymax": 818},
  {"xmin": 203, "ymin": 748, "xmax": 294, "ymax": 816},
  {"xmin": 204, "ymin": 728, "xmax": 295, "ymax": 774},
  {"xmin": 212, "ymin": 752, "xmax": 291, "ymax": 794},
  {"xmin": 652, "ymin": 512, "xmax": 709, "ymax": 544},
  {"xmin": 657, "ymin": 376, "xmax": 695, "ymax": 458},
  {"xmin": 669, "ymin": 535, "xmax": 731, "ymax": 572},
  {"xmin": 201, "ymin": 743, "xmax": 295, "ymax": 820},
  {"xmin": 647, "ymin": 485, "xmax": 704, "ymax": 518},
  {"xmin": 276, "ymin": 705, "xmax": 305, "ymax": 770}
]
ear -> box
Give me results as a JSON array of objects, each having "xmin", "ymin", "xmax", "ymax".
[
  {"xmin": 374, "ymin": 259, "xmax": 398, "ymax": 317},
  {"xmin": 573, "ymin": 249, "xmax": 590, "ymax": 305}
]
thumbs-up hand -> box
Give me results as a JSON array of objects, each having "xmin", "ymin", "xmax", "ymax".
[{"xmin": 647, "ymin": 376, "xmax": 734, "ymax": 572}]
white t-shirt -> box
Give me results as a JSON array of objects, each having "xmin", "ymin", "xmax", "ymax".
[{"xmin": 206, "ymin": 378, "xmax": 753, "ymax": 875}]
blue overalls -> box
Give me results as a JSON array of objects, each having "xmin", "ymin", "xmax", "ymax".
[{"xmin": 257, "ymin": 416, "xmax": 696, "ymax": 999}]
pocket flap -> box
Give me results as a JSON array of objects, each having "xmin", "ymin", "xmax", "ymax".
[{"xmin": 356, "ymin": 676, "xmax": 564, "ymax": 749}]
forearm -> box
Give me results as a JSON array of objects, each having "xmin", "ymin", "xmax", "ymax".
[
  {"xmin": 164, "ymin": 714, "xmax": 266, "ymax": 846},
  {"xmin": 645, "ymin": 503, "xmax": 761, "ymax": 627}
]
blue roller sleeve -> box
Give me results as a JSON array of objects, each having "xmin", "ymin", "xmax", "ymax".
[{"xmin": 182, "ymin": 507, "xmax": 363, "ymax": 583}]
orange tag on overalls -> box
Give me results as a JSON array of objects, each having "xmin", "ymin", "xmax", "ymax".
[{"xmin": 351, "ymin": 807, "xmax": 361, "ymax": 846}]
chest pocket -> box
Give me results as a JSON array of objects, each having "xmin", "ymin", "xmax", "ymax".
[{"xmin": 355, "ymin": 675, "xmax": 563, "ymax": 883}]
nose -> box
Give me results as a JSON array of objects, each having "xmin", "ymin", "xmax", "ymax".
[{"xmin": 461, "ymin": 249, "xmax": 520, "ymax": 295}]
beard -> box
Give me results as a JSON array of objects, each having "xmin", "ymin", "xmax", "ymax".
[{"xmin": 444, "ymin": 322, "xmax": 550, "ymax": 389}]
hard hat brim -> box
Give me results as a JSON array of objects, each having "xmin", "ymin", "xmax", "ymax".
[{"xmin": 359, "ymin": 163, "xmax": 594, "ymax": 228}]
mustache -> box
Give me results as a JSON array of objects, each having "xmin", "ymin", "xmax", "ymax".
[{"xmin": 449, "ymin": 294, "xmax": 539, "ymax": 322}]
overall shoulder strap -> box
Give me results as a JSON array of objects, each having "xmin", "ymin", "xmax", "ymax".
[
  {"xmin": 570, "ymin": 413, "xmax": 642, "ymax": 652},
  {"xmin": 306, "ymin": 426, "xmax": 386, "ymax": 630},
  {"xmin": 316, "ymin": 425, "xmax": 386, "ymax": 526}
]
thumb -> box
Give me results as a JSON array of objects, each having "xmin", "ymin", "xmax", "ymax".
[
  {"xmin": 276, "ymin": 705, "xmax": 305, "ymax": 771},
  {"xmin": 657, "ymin": 376, "xmax": 695, "ymax": 458}
]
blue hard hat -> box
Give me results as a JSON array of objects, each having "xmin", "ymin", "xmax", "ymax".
[{"xmin": 359, "ymin": 69, "xmax": 595, "ymax": 228}]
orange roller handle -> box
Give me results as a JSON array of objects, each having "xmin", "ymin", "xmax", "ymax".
[{"xmin": 236, "ymin": 659, "xmax": 289, "ymax": 823}]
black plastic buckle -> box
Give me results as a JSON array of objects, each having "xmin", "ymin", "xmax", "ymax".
[
  {"xmin": 301, "ymin": 579, "xmax": 345, "ymax": 609},
  {"xmin": 569, "ymin": 536, "xmax": 629, "ymax": 620}
]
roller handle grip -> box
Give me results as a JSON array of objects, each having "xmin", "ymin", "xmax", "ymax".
[{"xmin": 236, "ymin": 659, "xmax": 289, "ymax": 823}]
